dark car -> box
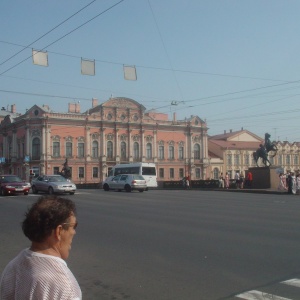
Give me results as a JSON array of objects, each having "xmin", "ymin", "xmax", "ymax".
[{"xmin": 0, "ymin": 175, "xmax": 31, "ymax": 196}]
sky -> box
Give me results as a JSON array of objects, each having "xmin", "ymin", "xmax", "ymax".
[{"xmin": 1, "ymin": 0, "xmax": 300, "ymax": 142}]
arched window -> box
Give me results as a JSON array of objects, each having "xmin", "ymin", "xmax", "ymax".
[
  {"xmin": 107, "ymin": 141, "xmax": 113, "ymax": 158},
  {"xmin": 168, "ymin": 145, "xmax": 174, "ymax": 159},
  {"xmin": 92, "ymin": 141, "xmax": 98, "ymax": 158},
  {"xmin": 53, "ymin": 141, "xmax": 60, "ymax": 157},
  {"xmin": 133, "ymin": 142, "xmax": 139, "ymax": 159},
  {"xmin": 146, "ymin": 143, "xmax": 152, "ymax": 159},
  {"xmin": 66, "ymin": 142, "xmax": 72, "ymax": 157},
  {"xmin": 194, "ymin": 144, "xmax": 200, "ymax": 159},
  {"xmin": 158, "ymin": 145, "xmax": 164, "ymax": 159},
  {"xmin": 179, "ymin": 146, "xmax": 184, "ymax": 159},
  {"xmin": 213, "ymin": 168, "xmax": 219, "ymax": 179},
  {"xmin": 121, "ymin": 142, "xmax": 126, "ymax": 159},
  {"xmin": 32, "ymin": 137, "xmax": 40, "ymax": 160}
]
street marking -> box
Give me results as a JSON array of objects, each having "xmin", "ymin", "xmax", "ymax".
[
  {"xmin": 282, "ymin": 278, "xmax": 300, "ymax": 288},
  {"xmin": 236, "ymin": 290, "xmax": 291, "ymax": 299}
]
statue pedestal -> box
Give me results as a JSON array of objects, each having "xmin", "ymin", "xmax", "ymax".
[{"xmin": 247, "ymin": 166, "xmax": 280, "ymax": 189}]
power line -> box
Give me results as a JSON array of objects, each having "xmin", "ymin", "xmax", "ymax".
[
  {"xmin": 0, "ymin": 0, "xmax": 126, "ymax": 77},
  {"xmin": 0, "ymin": 0, "xmax": 98, "ymax": 67}
]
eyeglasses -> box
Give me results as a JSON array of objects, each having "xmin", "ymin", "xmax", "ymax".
[{"xmin": 62, "ymin": 221, "xmax": 78, "ymax": 230}]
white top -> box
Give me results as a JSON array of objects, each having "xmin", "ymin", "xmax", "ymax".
[{"xmin": 0, "ymin": 248, "xmax": 82, "ymax": 300}]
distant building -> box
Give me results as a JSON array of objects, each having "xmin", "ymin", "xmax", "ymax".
[
  {"xmin": 0, "ymin": 97, "xmax": 209, "ymax": 185},
  {"xmin": 208, "ymin": 129, "xmax": 263, "ymax": 179}
]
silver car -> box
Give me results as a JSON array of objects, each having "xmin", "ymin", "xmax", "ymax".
[
  {"xmin": 103, "ymin": 174, "xmax": 147, "ymax": 192},
  {"xmin": 31, "ymin": 175, "xmax": 76, "ymax": 195}
]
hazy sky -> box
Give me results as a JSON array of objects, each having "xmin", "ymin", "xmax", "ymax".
[{"xmin": 1, "ymin": 0, "xmax": 300, "ymax": 142}]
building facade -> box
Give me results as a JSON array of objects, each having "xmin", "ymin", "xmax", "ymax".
[{"xmin": 0, "ymin": 97, "xmax": 210, "ymax": 185}]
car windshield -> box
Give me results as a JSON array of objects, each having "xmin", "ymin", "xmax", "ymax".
[
  {"xmin": 1, "ymin": 176, "xmax": 23, "ymax": 183},
  {"xmin": 48, "ymin": 176, "xmax": 66, "ymax": 182}
]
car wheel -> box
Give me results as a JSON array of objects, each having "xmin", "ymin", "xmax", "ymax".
[
  {"xmin": 69, "ymin": 192, "xmax": 75, "ymax": 195},
  {"xmin": 32, "ymin": 186, "xmax": 38, "ymax": 194},
  {"xmin": 24, "ymin": 192, "xmax": 29, "ymax": 195},
  {"xmin": 103, "ymin": 184, "xmax": 110, "ymax": 191},
  {"xmin": 0, "ymin": 188, "xmax": 6, "ymax": 196},
  {"xmin": 48, "ymin": 187, "xmax": 54, "ymax": 195},
  {"xmin": 125, "ymin": 185, "xmax": 131, "ymax": 192},
  {"xmin": 138, "ymin": 189, "xmax": 144, "ymax": 193}
]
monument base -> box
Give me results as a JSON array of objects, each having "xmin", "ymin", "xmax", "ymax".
[{"xmin": 247, "ymin": 166, "xmax": 281, "ymax": 189}]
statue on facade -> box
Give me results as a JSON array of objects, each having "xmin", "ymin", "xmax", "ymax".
[
  {"xmin": 253, "ymin": 133, "xmax": 277, "ymax": 167},
  {"xmin": 60, "ymin": 158, "xmax": 71, "ymax": 179}
]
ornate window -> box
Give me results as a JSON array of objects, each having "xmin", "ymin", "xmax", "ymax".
[
  {"xmin": 92, "ymin": 141, "xmax": 99, "ymax": 158},
  {"xmin": 32, "ymin": 137, "xmax": 40, "ymax": 160},
  {"xmin": 227, "ymin": 154, "xmax": 232, "ymax": 165},
  {"xmin": 66, "ymin": 142, "xmax": 72, "ymax": 157},
  {"xmin": 158, "ymin": 145, "xmax": 164, "ymax": 159},
  {"xmin": 194, "ymin": 144, "xmax": 200, "ymax": 159},
  {"xmin": 53, "ymin": 142, "xmax": 60, "ymax": 157},
  {"xmin": 196, "ymin": 168, "xmax": 201, "ymax": 179},
  {"xmin": 79, "ymin": 167, "xmax": 84, "ymax": 178},
  {"xmin": 213, "ymin": 168, "xmax": 219, "ymax": 180},
  {"xmin": 169, "ymin": 145, "xmax": 174, "ymax": 159},
  {"xmin": 121, "ymin": 141, "xmax": 126, "ymax": 159},
  {"xmin": 133, "ymin": 142, "xmax": 139, "ymax": 159},
  {"xmin": 107, "ymin": 141, "xmax": 113, "ymax": 158},
  {"xmin": 146, "ymin": 143, "xmax": 152, "ymax": 159},
  {"xmin": 286, "ymin": 154, "xmax": 291, "ymax": 165},
  {"xmin": 179, "ymin": 146, "xmax": 184, "ymax": 159},
  {"xmin": 234, "ymin": 154, "xmax": 240, "ymax": 165},
  {"xmin": 78, "ymin": 143, "xmax": 84, "ymax": 158}
]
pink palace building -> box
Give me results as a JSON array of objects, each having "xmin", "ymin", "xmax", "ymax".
[{"xmin": 0, "ymin": 97, "xmax": 209, "ymax": 185}]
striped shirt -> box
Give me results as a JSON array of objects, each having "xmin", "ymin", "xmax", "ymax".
[{"xmin": 0, "ymin": 248, "xmax": 81, "ymax": 300}]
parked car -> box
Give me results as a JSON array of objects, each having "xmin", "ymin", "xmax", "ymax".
[
  {"xmin": 103, "ymin": 174, "xmax": 147, "ymax": 192},
  {"xmin": 31, "ymin": 175, "xmax": 76, "ymax": 195},
  {"xmin": 0, "ymin": 175, "xmax": 31, "ymax": 196}
]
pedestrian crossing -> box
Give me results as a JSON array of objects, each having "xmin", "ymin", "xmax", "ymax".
[{"xmin": 235, "ymin": 278, "xmax": 300, "ymax": 300}]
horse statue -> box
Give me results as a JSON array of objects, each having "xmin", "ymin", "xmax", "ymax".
[
  {"xmin": 59, "ymin": 158, "xmax": 72, "ymax": 179},
  {"xmin": 264, "ymin": 133, "xmax": 277, "ymax": 157},
  {"xmin": 252, "ymin": 133, "xmax": 277, "ymax": 167}
]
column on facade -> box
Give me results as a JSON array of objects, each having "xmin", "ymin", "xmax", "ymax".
[
  {"xmin": 41, "ymin": 125, "xmax": 46, "ymax": 161},
  {"xmin": 2, "ymin": 134, "xmax": 7, "ymax": 158},
  {"xmin": 115, "ymin": 129, "xmax": 119, "ymax": 157},
  {"xmin": 12, "ymin": 130, "xmax": 17, "ymax": 161},
  {"xmin": 128, "ymin": 128, "xmax": 132, "ymax": 162},
  {"xmin": 153, "ymin": 130, "xmax": 157, "ymax": 159},
  {"xmin": 100, "ymin": 128, "xmax": 105, "ymax": 156},
  {"xmin": 141, "ymin": 129, "xmax": 145, "ymax": 160},
  {"xmin": 25, "ymin": 126, "xmax": 30, "ymax": 156},
  {"xmin": 85, "ymin": 126, "xmax": 90, "ymax": 161}
]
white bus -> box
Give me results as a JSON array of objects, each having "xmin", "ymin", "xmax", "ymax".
[{"xmin": 108, "ymin": 163, "xmax": 158, "ymax": 188}]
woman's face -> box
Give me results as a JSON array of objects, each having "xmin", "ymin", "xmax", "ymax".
[{"xmin": 59, "ymin": 214, "xmax": 77, "ymax": 260}]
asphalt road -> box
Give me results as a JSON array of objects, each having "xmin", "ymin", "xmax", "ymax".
[{"xmin": 1, "ymin": 189, "xmax": 300, "ymax": 300}]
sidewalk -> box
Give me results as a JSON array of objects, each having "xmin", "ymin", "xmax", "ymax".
[{"xmin": 217, "ymin": 187, "xmax": 288, "ymax": 195}]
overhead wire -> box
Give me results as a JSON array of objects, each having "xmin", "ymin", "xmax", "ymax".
[
  {"xmin": 0, "ymin": 0, "xmax": 98, "ymax": 67},
  {"xmin": 0, "ymin": 0, "xmax": 126, "ymax": 77}
]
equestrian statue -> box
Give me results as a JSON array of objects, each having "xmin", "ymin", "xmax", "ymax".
[
  {"xmin": 59, "ymin": 158, "xmax": 72, "ymax": 179},
  {"xmin": 253, "ymin": 133, "xmax": 278, "ymax": 167}
]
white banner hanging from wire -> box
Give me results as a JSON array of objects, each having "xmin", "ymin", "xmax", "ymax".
[
  {"xmin": 123, "ymin": 65, "xmax": 137, "ymax": 81},
  {"xmin": 81, "ymin": 58, "xmax": 95, "ymax": 76},
  {"xmin": 32, "ymin": 49, "xmax": 48, "ymax": 67}
]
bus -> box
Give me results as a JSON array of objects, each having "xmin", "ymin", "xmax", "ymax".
[{"xmin": 108, "ymin": 163, "xmax": 157, "ymax": 188}]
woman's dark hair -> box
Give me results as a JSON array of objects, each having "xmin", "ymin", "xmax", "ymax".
[{"xmin": 22, "ymin": 195, "xmax": 77, "ymax": 243}]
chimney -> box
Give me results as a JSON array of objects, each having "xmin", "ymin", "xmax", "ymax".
[
  {"xmin": 11, "ymin": 104, "xmax": 16, "ymax": 113},
  {"xmin": 68, "ymin": 103, "xmax": 75, "ymax": 113},
  {"xmin": 224, "ymin": 130, "xmax": 226, "ymax": 134},
  {"xmin": 230, "ymin": 129, "xmax": 232, "ymax": 133},
  {"xmin": 75, "ymin": 103, "xmax": 80, "ymax": 113},
  {"xmin": 92, "ymin": 98, "xmax": 98, "ymax": 108},
  {"xmin": 173, "ymin": 112, "xmax": 176, "ymax": 122}
]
